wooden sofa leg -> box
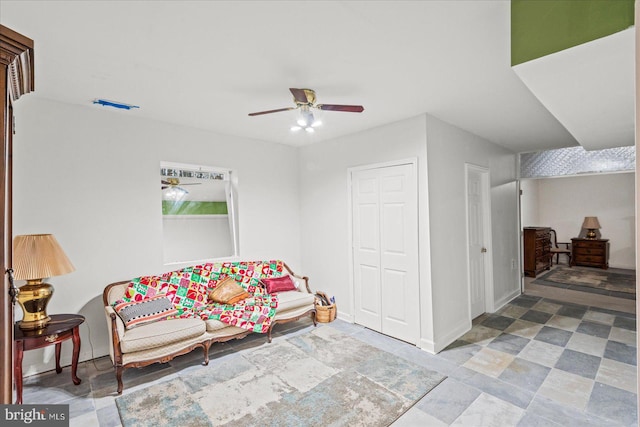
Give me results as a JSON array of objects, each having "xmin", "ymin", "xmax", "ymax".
[
  {"xmin": 203, "ymin": 342, "xmax": 211, "ymax": 366},
  {"xmin": 116, "ymin": 366, "xmax": 124, "ymax": 394},
  {"xmin": 267, "ymin": 323, "xmax": 275, "ymax": 343}
]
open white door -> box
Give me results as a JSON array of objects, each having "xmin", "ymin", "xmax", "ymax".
[{"xmin": 352, "ymin": 161, "xmax": 419, "ymax": 344}]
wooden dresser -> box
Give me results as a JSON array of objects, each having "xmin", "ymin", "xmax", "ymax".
[
  {"xmin": 523, "ymin": 227, "xmax": 551, "ymax": 278},
  {"xmin": 571, "ymin": 238, "xmax": 609, "ymax": 269}
]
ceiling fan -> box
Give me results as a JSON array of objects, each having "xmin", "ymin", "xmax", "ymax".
[
  {"xmin": 248, "ymin": 88, "xmax": 364, "ymax": 132},
  {"xmin": 161, "ymin": 177, "xmax": 201, "ymax": 191}
]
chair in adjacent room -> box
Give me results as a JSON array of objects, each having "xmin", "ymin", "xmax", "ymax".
[{"xmin": 549, "ymin": 228, "xmax": 571, "ymax": 266}]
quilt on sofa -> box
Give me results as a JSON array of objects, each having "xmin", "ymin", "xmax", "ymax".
[{"xmin": 117, "ymin": 260, "xmax": 287, "ymax": 333}]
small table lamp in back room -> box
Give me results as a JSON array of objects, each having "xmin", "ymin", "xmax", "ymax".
[
  {"xmin": 12, "ymin": 234, "xmax": 75, "ymax": 330},
  {"xmin": 582, "ymin": 216, "xmax": 601, "ymax": 240}
]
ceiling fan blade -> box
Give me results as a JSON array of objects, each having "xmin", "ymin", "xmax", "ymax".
[
  {"xmin": 248, "ymin": 107, "xmax": 295, "ymax": 116},
  {"xmin": 317, "ymin": 104, "xmax": 364, "ymax": 113},
  {"xmin": 289, "ymin": 88, "xmax": 310, "ymax": 104},
  {"xmin": 161, "ymin": 185, "xmax": 169, "ymax": 190}
]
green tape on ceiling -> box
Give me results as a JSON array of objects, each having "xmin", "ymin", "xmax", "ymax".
[
  {"xmin": 162, "ymin": 201, "xmax": 228, "ymax": 215},
  {"xmin": 511, "ymin": 0, "xmax": 634, "ymax": 66}
]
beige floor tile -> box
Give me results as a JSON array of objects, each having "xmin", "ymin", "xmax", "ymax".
[
  {"xmin": 393, "ymin": 407, "xmax": 448, "ymax": 427},
  {"xmin": 460, "ymin": 325, "xmax": 502, "ymax": 346},
  {"xmin": 583, "ymin": 310, "xmax": 616, "ymax": 325},
  {"xmin": 595, "ymin": 358, "xmax": 638, "ymax": 393},
  {"xmin": 498, "ymin": 305, "xmax": 529, "ymax": 319},
  {"xmin": 566, "ymin": 332, "xmax": 607, "ymax": 357},
  {"xmin": 609, "ymin": 326, "xmax": 637, "ymax": 347},
  {"xmin": 532, "ymin": 300, "xmax": 562, "ymax": 314},
  {"xmin": 545, "ymin": 314, "xmax": 581, "ymax": 332},
  {"xmin": 70, "ymin": 410, "xmax": 100, "ymax": 427},
  {"xmin": 537, "ymin": 369, "xmax": 594, "ymax": 411},
  {"xmin": 518, "ymin": 340, "xmax": 564, "ymax": 368},
  {"xmin": 463, "ymin": 347, "xmax": 514, "ymax": 378},
  {"xmin": 451, "ymin": 393, "xmax": 525, "ymax": 427},
  {"xmin": 503, "ymin": 319, "xmax": 543, "ymax": 339}
]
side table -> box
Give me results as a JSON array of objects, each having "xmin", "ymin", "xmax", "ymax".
[{"xmin": 14, "ymin": 314, "xmax": 85, "ymax": 404}]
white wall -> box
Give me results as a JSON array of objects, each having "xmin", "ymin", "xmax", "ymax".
[
  {"xmin": 298, "ymin": 114, "xmax": 519, "ymax": 354},
  {"xmin": 298, "ymin": 115, "xmax": 435, "ymax": 346},
  {"xmin": 533, "ymin": 172, "xmax": 635, "ymax": 269},
  {"xmin": 425, "ymin": 115, "xmax": 519, "ymax": 351},
  {"xmin": 520, "ymin": 179, "xmax": 540, "ymax": 227},
  {"xmin": 12, "ymin": 97, "xmax": 301, "ymax": 375}
]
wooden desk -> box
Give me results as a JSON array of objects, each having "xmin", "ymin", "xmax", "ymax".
[
  {"xmin": 571, "ymin": 238, "xmax": 609, "ymax": 269},
  {"xmin": 14, "ymin": 314, "xmax": 85, "ymax": 404}
]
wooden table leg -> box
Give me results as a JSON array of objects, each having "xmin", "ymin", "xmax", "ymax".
[
  {"xmin": 55, "ymin": 342, "xmax": 62, "ymax": 374},
  {"xmin": 71, "ymin": 326, "xmax": 81, "ymax": 385},
  {"xmin": 14, "ymin": 341, "xmax": 23, "ymax": 404}
]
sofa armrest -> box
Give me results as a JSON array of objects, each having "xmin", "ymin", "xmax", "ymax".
[
  {"xmin": 104, "ymin": 305, "xmax": 125, "ymax": 365},
  {"xmin": 283, "ymin": 262, "xmax": 313, "ymax": 294}
]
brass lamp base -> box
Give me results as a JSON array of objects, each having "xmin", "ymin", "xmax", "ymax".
[
  {"xmin": 16, "ymin": 280, "xmax": 54, "ymax": 330},
  {"xmin": 586, "ymin": 229, "xmax": 597, "ymax": 239}
]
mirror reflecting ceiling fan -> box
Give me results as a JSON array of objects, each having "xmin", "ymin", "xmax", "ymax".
[{"xmin": 161, "ymin": 177, "xmax": 201, "ymax": 192}]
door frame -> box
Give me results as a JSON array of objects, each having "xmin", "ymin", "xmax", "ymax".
[
  {"xmin": 464, "ymin": 163, "xmax": 495, "ymax": 318},
  {"xmin": 347, "ymin": 158, "xmax": 419, "ymax": 328}
]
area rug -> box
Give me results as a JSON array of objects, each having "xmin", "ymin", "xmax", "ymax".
[
  {"xmin": 116, "ymin": 327, "xmax": 446, "ymax": 427},
  {"xmin": 533, "ymin": 266, "xmax": 636, "ymax": 299}
]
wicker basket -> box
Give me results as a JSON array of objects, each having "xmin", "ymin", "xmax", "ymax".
[
  {"xmin": 315, "ymin": 303, "xmax": 337, "ymax": 323},
  {"xmin": 315, "ymin": 291, "xmax": 336, "ymax": 323}
]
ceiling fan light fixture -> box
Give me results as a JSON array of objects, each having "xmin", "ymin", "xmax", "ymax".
[
  {"xmin": 290, "ymin": 125, "xmax": 302, "ymax": 132},
  {"xmin": 304, "ymin": 126, "xmax": 315, "ymax": 133},
  {"xmin": 164, "ymin": 187, "xmax": 188, "ymax": 201},
  {"xmin": 311, "ymin": 120, "xmax": 322, "ymax": 128}
]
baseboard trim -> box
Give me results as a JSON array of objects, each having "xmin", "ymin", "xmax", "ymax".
[
  {"xmin": 336, "ymin": 310, "xmax": 353, "ymax": 323},
  {"xmin": 493, "ymin": 288, "xmax": 521, "ymax": 313},
  {"xmin": 419, "ymin": 338, "xmax": 436, "ymax": 354},
  {"xmin": 432, "ymin": 318, "xmax": 471, "ymax": 353}
]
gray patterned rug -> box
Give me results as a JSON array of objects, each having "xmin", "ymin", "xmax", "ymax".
[
  {"xmin": 116, "ymin": 327, "xmax": 445, "ymax": 427},
  {"xmin": 533, "ymin": 266, "xmax": 636, "ymax": 299}
]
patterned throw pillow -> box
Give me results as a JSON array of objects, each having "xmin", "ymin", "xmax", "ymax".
[
  {"xmin": 113, "ymin": 296, "xmax": 178, "ymax": 329},
  {"xmin": 208, "ymin": 276, "xmax": 250, "ymax": 304}
]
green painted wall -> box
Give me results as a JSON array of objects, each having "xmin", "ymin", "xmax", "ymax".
[
  {"xmin": 511, "ymin": 0, "xmax": 634, "ymax": 66},
  {"xmin": 162, "ymin": 201, "xmax": 228, "ymax": 215}
]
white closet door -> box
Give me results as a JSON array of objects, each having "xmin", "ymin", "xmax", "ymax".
[{"xmin": 352, "ymin": 162, "xmax": 419, "ymax": 344}]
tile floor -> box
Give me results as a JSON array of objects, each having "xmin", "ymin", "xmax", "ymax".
[{"xmin": 19, "ymin": 287, "xmax": 637, "ymax": 426}]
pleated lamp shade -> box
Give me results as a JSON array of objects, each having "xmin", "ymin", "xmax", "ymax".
[
  {"xmin": 13, "ymin": 234, "xmax": 75, "ymax": 281},
  {"xmin": 582, "ymin": 216, "xmax": 601, "ymax": 230}
]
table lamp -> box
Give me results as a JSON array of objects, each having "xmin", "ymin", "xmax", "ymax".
[
  {"xmin": 12, "ymin": 234, "xmax": 75, "ymax": 330},
  {"xmin": 582, "ymin": 216, "xmax": 601, "ymax": 240}
]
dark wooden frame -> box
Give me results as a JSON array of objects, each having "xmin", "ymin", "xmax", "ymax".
[
  {"xmin": 102, "ymin": 262, "xmax": 316, "ymax": 394},
  {"xmin": 549, "ymin": 228, "xmax": 572, "ymax": 265},
  {"xmin": 14, "ymin": 314, "xmax": 84, "ymax": 404},
  {"xmin": 0, "ymin": 25, "xmax": 34, "ymax": 405}
]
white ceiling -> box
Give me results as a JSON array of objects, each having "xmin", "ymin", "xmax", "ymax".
[{"xmin": 1, "ymin": 1, "xmax": 631, "ymax": 153}]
